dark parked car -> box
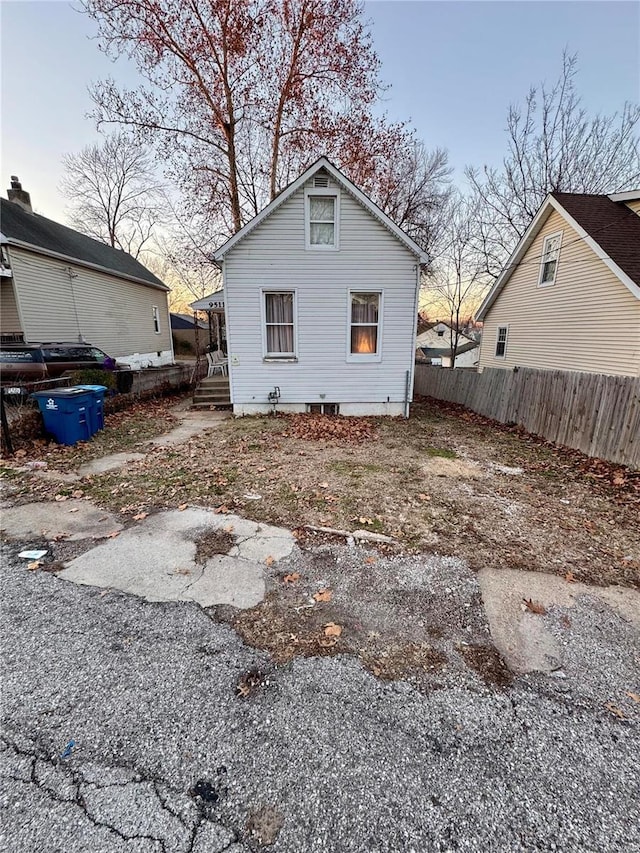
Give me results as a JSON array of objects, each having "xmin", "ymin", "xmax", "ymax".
[{"xmin": 0, "ymin": 342, "xmax": 130, "ymax": 398}]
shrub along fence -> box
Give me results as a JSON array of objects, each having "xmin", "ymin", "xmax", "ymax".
[{"xmin": 414, "ymin": 364, "xmax": 640, "ymax": 469}]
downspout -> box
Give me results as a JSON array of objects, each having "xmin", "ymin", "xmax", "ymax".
[
  {"xmin": 406, "ymin": 261, "xmax": 422, "ymax": 418},
  {"xmin": 65, "ymin": 266, "xmax": 84, "ymax": 342}
]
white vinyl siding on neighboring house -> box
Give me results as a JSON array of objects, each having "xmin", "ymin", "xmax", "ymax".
[
  {"xmin": 223, "ymin": 175, "xmax": 418, "ymax": 410},
  {"xmin": 0, "ymin": 279, "xmax": 22, "ymax": 336},
  {"xmin": 479, "ymin": 208, "xmax": 640, "ymax": 377},
  {"xmin": 7, "ymin": 246, "xmax": 173, "ymax": 362}
]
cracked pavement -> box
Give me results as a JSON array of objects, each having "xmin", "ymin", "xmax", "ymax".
[{"xmin": 2, "ymin": 535, "xmax": 639, "ymax": 853}]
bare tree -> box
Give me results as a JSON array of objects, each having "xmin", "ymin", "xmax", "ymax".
[
  {"xmin": 80, "ymin": 0, "xmax": 450, "ymax": 256},
  {"xmin": 466, "ymin": 52, "xmax": 640, "ymax": 277},
  {"xmin": 422, "ymin": 193, "xmax": 490, "ymax": 366},
  {"xmin": 61, "ymin": 133, "xmax": 165, "ymax": 259}
]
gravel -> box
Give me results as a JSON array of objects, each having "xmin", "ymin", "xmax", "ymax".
[{"xmin": 1, "ymin": 542, "xmax": 639, "ymax": 853}]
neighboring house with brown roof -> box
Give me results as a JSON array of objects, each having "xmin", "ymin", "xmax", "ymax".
[
  {"xmin": 475, "ymin": 190, "xmax": 640, "ymax": 377},
  {"xmin": 0, "ymin": 177, "xmax": 173, "ymax": 368}
]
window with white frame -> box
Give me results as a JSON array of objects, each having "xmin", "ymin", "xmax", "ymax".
[
  {"xmin": 264, "ymin": 291, "xmax": 296, "ymax": 357},
  {"xmin": 495, "ymin": 325, "xmax": 508, "ymax": 358},
  {"xmin": 349, "ymin": 291, "xmax": 381, "ymax": 358},
  {"xmin": 539, "ymin": 231, "xmax": 562, "ymax": 286},
  {"xmin": 306, "ymin": 190, "xmax": 339, "ymax": 249},
  {"xmin": 152, "ymin": 305, "xmax": 161, "ymax": 334}
]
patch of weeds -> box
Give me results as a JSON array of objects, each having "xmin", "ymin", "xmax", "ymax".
[
  {"xmin": 424, "ymin": 446, "xmax": 457, "ymax": 459},
  {"xmin": 246, "ymin": 805, "xmax": 284, "ymax": 847},
  {"xmin": 194, "ymin": 529, "xmax": 234, "ymax": 563},
  {"xmin": 459, "ymin": 643, "xmax": 513, "ymax": 688},
  {"xmin": 0, "ymin": 466, "xmax": 21, "ymax": 479},
  {"xmin": 328, "ymin": 459, "xmax": 384, "ymax": 475},
  {"xmin": 364, "ymin": 643, "xmax": 447, "ymax": 680}
]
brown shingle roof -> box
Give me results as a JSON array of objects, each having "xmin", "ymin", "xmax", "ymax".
[{"xmin": 551, "ymin": 192, "xmax": 640, "ymax": 291}]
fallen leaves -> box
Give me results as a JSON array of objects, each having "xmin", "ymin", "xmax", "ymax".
[
  {"xmin": 523, "ymin": 598, "xmax": 547, "ymax": 615},
  {"xmin": 324, "ymin": 622, "xmax": 342, "ymax": 638},
  {"xmin": 264, "ymin": 555, "xmax": 275, "ymax": 567},
  {"xmin": 132, "ymin": 511, "xmax": 148, "ymax": 521},
  {"xmin": 282, "ymin": 413, "xmax": 378, "ymax": 444},
  {"xmin": 54, "ymin": 494, "xmax": 68, "ymax": 502},
  {"xmin": 564, "ymin": 571, "xmax": 576, "ymax": 583},
  {"xmin": 626, "ymin": 691, "xmax": 640, "ymax": 703},
  {"xmin": 235, "ymin": 669, "xmax": 265, "ymax": 699},
  {"xmin": 178, "ymin": 503, "xmax": 188, "ymax": 511},
  {"xmin": 604, "ymin": 702, "xmax": 626, "ymax": 719},
  {"xmin": 313, "ymin": 589, "xmax": 332, "ymax": 603},
  {"xmin": 27, "ymin": 561, "xmax": 42, "ymax": 571},
  {"xmin": 282, "ymin": 571, "xmax": 300, "ymax": 583}
]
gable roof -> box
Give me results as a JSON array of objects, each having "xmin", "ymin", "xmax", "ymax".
[
  {"xmin": 476, "ymin": 192, "xmax": 640, "ymax": 321},
  {"xmin": 0, "ymin": 198, "xmax": 168, "ymax": 291},
  {"xmin": 170, "ymin": 313, "xmax": 207, "ymax": 330},
  {"xmin": 213, "ymin": 157, "xmax": 428, "ymax": 263},
  {"xmin": 419, "ymin": 341, "xmax": 478, "ymax": 359}
]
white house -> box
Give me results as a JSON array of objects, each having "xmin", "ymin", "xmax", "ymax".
[
  {"xmin": 415, "ymin": 321, "xmax": 479, "ymax": 368},
  {"xmin": 0, "ymin": 177, "xmax": 173, "ymax": 368},
  {"xmin": 213, "ymin": 158, "xmax": 427, "ymax": 416}
]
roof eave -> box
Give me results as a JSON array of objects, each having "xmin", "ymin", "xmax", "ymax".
[{"xmin": 4, "ymin": 237, "xmax": 169, "ymax": 292}]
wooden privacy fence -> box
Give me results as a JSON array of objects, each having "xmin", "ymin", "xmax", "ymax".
[{"xmin": 414, "ymin": 364, "xmax": 640, "ymax": 469}]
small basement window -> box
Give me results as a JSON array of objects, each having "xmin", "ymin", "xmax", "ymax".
[
  {"xmin": 307, "ymin": 403, "xmax": 339, "ymax": 415},
  {"xmin": 495, "ymin": 326, "xmax": 508, "ymax": 358},
  {"xmin": 539, "ymin": 231, "xmax": 562, "ymax": 286}
]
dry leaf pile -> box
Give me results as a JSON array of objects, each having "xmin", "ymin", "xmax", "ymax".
[{"xmin": 281, "ymin": 413, "xmax": 379, "ymax": 444}]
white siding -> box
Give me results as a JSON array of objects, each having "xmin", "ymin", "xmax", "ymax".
[
  {"xmin": 8, "ymin": 247, "xmax": 173, "ymax": 363},
  {"xmin": 224, "ymin": 179, "xmax": 418, "ymax": 409},
  {"xmin": 0, "ymin": 280, "xmax": 22, "ymax": 335},
  {"xmin": 479, "ymin": 209, "xmax": 640, "ymax": 377}
]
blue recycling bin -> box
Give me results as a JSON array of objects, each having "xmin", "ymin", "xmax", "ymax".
[
  {"xmin": 32, "ymin": 388, "xmax": 95, "ymax": 446},
  {"xmin": 75, "ymin": 384, "xmax": 108, "ymax": 432}
]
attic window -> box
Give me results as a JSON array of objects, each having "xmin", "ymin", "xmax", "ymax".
[
  {"xmin": 539, "ymin": 231, "xmax": 562, "ymax": 286},
  {"xmin": 314, "ymin": 174, "xmax": 329, "ymax": 188},
  {"xmin": 305, "ymin": 188, "xmax": 339, "ymax": 250}
]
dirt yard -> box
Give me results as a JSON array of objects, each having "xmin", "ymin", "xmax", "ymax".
[{"xmin": 2, "ymin": 396, "xmax": 638, "ymax": 590}]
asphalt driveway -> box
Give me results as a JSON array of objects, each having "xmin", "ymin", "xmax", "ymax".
[{"xmin": 2, "ymin": 536, "xmax": 639, "ymax": 853}]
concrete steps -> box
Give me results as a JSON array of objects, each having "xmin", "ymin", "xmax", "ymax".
[{"xmin": 192, "ymin": 376, "xmax": 231, "ymax": 409}]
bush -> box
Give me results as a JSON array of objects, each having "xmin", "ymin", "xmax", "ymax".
[{"xmin": 67, "ymin": 368, "xmax": 117, "ymax": 391}]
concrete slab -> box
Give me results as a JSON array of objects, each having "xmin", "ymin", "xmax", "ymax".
[
  {"xmin": 0, "ymin": 501, "xmax": 123, "ymax": 542},
  {"xmin": 147, "ymin": 411, "xmax": 230, "ymax": 448},
  {"xmin": 478, "ymin": 567, "xmax": 640, "ymax": 674},
  {"xmin": 58, "ymin": 508, "xmax": 292, "ymax": 609},
  {"xmin": 77, "ymin": 452, "xmax": 147, "ymax": 477},
  {"xmin": 181, "ymin": 554, "xmax": 265, "ymax": 609}
]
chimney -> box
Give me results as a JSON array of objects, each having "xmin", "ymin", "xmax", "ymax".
[{"xmin": 7, "ymin": 176, "xmax": 32, "ymax": 212}]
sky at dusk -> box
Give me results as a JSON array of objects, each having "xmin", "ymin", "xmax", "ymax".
[{"xmin": 1, "ymin": 0, "xmax": 639, "ymax": 223}]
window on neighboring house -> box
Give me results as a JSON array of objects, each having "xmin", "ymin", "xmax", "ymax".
[
  {"xmin": 349, "ymin": 291, "xmax": 381, "ymax": 359},
  {"xmin": 306, "ymin": 190, "xmax": 339, "ymax": 249},
  {"xmin": 264, "ymin": 291, "xmax": 296, "ymax": 357},
  {"xmin": 495, "ymin": 326, "xmax": 508, "ymax": 358},
  {"xmin": 539, "ymin": 231, "xmax": 562, "ymax": 285},
  {"xmin": 152, "ymin": 306, "xmax": 161, "ymax": 334}
]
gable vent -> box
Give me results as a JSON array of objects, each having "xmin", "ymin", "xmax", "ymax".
[{"xmin": 314, "ymin": 174, "xmax": 329, "ymax": 188}]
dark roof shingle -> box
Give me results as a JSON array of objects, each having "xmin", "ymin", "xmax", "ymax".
[
  {"xmin": 0, "ymin": 198, "xmax": 167, "ymax": 290},
  {"xmin": 551, "ymin": 192, "xmax": 640, "ymax": 290}
]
